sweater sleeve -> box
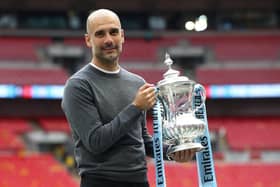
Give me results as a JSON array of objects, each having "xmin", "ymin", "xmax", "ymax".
[
  {"xmin": 61, "ymin": 78, "xmax": 142, "ymax": 155},
  {"xmin": 142, "ymin": 112, "xmax": 172, "ymax": 160}
]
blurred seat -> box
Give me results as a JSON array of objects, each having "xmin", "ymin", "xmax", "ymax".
[
  {"xmin": 0, "ymin": 154, "xmax": 78, "ymax": 187},
  {"xmin": 208, "ymin": 117, "xmax": 280, "ymax": 151},
  {"xmin": 37, "ymin": 117, "xmax": 71, "ymax": 134},
  {"xmin": 128, "ymin": 68, "xmax": 166, "ymax": 84},
  {"xmin": 0, "ymin": 118, "xmax": 33, "ymax": 153},
  {"xmin": 63, "ymin": 38, "xmax": 85, "ymax": 46},
  {"xmin": 121, "ymin": 39, "xmax": 161, "ymax": 63},
  {"xmin": 147, "ymin": 162, "xmax": 280, "ymax": 187},
  {"xmin": 0, "ymin": 129, "xmax": 25, "ymax": 152},
  {"xmin": 0, "ymin": 118, "xmax": 32, "ymax": 134},
  {"xmin": 189, "ymin": 34, "xmax": 280, "ymax": 62},
  {"xmin": 0, "ymin": 37, "xmax": 51, "ymax": 63},
  {"xmin": 0, "ymin": 67, "xmax": 68, "ymax": 85},
  {"xmin": 196, "ymin": 66, "xmax": 280, "ymax": 84}
]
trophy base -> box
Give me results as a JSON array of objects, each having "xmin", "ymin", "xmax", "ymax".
[{"xmin": 167, "ymin": 143, "xmax": 204, "ymax": 157}]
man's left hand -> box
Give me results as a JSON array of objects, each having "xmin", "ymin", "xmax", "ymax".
[{"xmin": 169, "ymin": 149, "xmax": 196, "ymax": 163}]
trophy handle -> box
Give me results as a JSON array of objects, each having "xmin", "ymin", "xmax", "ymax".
[
  {"xmin": 155, "ymin": 87, "xmax": 171, "ymax": 124},
  {"xmin": 193, "ymin": 84, "xmax": 206, "ymax": 114}
]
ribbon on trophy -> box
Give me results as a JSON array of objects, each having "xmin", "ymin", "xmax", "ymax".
[
  {"xmin": 193, "ymin": 84, "xmax": 217, "ymax": 187},
  {"xmin": 152, "ymin": 94, "xmax": 167, "ymax": 187}
]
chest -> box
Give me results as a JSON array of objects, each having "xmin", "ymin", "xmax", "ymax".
[{"xmin": 92, "ymin": 79, "xmax": 142, "ymax": 122}]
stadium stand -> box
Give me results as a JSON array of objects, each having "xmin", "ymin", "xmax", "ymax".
[
  {"xmin": 0, "ymin": 154, "xmax": 79, "ymax": 187},
  {"xmin": 119, "ymin": 33, "xmax": 280, "ymax": 64},
  {"xmin": 0, "ymin": 118, "xmax": 32, "ymax": 134},
  {"xmin": 1, "ymin": 32, "xmax": 280, "ymax": 186},
  {"xmin": 0, "ymin": 67, "xmax": 68, "ymax": 84},
  {"xmin": 128, "ymin": 68, "xmax": 166, "ymax": 84},
  {"xmin": 1, "ymin": 2, "xmax": 280, "ymax": 185},
  {"xmin": 0, "ymin": 119, "xmax": 32, "ymax": 153},
  {"xmin": 0, "ymin": 129, "xmax": 26, "ymax": 152},
  {"xmin": 188, "ymin": 34, "xmax": 280, "ymax": 62},
  {"xmin": 37, "ymin": 117, "xmax": 71, "ymax": 134},
  {"xmin": 196, "ymin": 66, "xmax": 280, "ymax": 84},
  {"xmin": 147, "ymin": 162, "xmax": 280, "ymax": 187},
  {"xmin": 208, "ymin": 117, "xmax": 280, "ymax": 151},
  {"xmin": 0, "ymin": 37, "xmax": 51, "ymax": 63}
]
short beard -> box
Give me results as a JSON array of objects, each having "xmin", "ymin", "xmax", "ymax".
[
  {"xmin": 95, "ymin": 44, "xmax": 121, "ymax": 64},
  {"xmin": 96, "ymin": 52, "xmax": 119, "ymax": 64}
]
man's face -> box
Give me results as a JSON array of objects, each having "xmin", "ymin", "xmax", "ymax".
[{"xmin": 85, "ymin": 15, "xmax": 124, "ymax": 64}]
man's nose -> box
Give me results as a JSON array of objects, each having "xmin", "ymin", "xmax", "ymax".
[{"xmin": 104, "ymin": 33, "xmax": 113, "ymax": 44}]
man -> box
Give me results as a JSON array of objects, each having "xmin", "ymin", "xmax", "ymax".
[{"xmin": 62, "ymin": 9, "xmax": 195, "ymax": 187}]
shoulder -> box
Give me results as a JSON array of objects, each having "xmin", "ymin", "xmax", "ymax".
[
  {"xmin": 120, "ymin": 68, "xmax": 146, "ymax": 84},
  {"xmin": 66, "ymin": 63, "xmax": 99, "ymax": 85},
  {"xmin": 64, "ymin": 64, "xmax": 93, "ymax": 91},
  {"xmin": 69, "ymin": 64, "xmax": 92, "ymax": 80}
]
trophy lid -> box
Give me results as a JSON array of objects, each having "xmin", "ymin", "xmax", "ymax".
[{"xmin": 157, "ymin": 53, "xmax": 194, "ymax": 86}]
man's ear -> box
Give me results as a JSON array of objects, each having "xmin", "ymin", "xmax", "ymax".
[
  {"xmin": 84, "ymin": 34, "xmax": 92, "ymax": 47},
  {"xmin": 121, "ymin": 29, "xmax": 125, "ymax": 44}
]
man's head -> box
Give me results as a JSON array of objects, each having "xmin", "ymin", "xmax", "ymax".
[{"xmin": 85, "ymin": 9, "xmax": 124, "ymax": 69}]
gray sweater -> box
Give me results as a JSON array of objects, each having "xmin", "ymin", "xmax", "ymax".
[{"xmin": 61, "ymin": 64, "xmax": 169, "ymax": 182}]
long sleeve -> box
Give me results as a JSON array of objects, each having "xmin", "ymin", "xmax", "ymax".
[
  {"xmin": 62, "ymin": 78, "xmax": 142, "ymax": 155},
  {"xmin": 142, "ymin": 112, "xmax": 172, "ymax": 160}
]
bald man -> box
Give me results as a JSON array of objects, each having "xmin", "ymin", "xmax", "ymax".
[{"xmin": 62, "ymin": 9, "xmax": 195, "ymax": 187}]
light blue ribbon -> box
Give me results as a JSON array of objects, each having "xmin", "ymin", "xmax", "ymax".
[
  {"xmin": 152, "ymin": 98, "xmax": 167, "ymax": 187},
  {"xmin": 193, "ymin": 84, "xmax": 217, "ymax": 187}
]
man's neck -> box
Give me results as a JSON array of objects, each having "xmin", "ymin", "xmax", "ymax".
[{"xmin": 92, "ymin": 59, "xmax": 120, "ymax": 72}]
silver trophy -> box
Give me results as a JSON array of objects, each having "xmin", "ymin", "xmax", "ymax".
[{"xmin": 157, "ymin": 53, "xmax": 206, "ymax": 156}]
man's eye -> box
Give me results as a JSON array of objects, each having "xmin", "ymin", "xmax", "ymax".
[
  {"xmin": 110, "ymin": 29, "xmax": 119, "ymax": 35},
  {"xmin": 95, "ymin": 31, "xmax": 105, "ymax": 37}
]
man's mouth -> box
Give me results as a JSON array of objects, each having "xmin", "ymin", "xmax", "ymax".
[{"xmin": 102, "ymin": 45, "xmax": 117, "ymax": 51}]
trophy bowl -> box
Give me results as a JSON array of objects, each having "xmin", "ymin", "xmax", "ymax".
[{"xmin": 157, "ymin": 54, "xmax": 206, "ymax": 156}]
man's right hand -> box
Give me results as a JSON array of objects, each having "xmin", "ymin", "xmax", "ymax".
[{"xmin": 132, "ymin": 83, "xmax": 156, "ymax": 110}]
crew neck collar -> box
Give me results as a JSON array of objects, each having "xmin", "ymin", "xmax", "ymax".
[{"xmin": 90, "ymin": 62, "xmax": 120, "ymax": 74}]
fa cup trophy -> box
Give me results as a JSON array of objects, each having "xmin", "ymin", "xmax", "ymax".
[
  {"xmin": 157, "ymin": 53, "xmax": 206, "ymax": 155},
  {"xmin": 152, "ymin": 53, "xmax": 217, "ymax": 187}
]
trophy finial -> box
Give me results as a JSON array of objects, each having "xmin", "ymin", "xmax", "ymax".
[
  {"xmin": 163, "ymin": 52, "xmax": 181, "ymax": 79},
  {"xmin": 164, "ymin": 53, "xmax": 173, "ymax": 68}
]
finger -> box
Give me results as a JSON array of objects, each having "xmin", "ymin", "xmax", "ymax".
[
  {"xmin": 177, "ymin": 151, "xmax": 185, "ymax": 162},
  {"xmin": 147, "ymin": 99, "xmax": 156, "ymax": 107},
  {"xmin": 182, "ymin": 150, "xmax": 190, "ymax": 162},
  {"xmin": 143, "ymin": 86, "xmax": 156, "ymax": 95},
  {"xmin": 139, "ymin": 83, "xmax": 151, "ymax": 91},
  {"xmin": 191, "ymin": 149, "xmax": 196, "ymax": 156},
  {"xmin": 174, "ymin": 151, "xmax": 184, "ymax": 163},
  {"xmin": 146, "ymin": 90, "xmax": 156, "ymax": 98},
  {"xmin": 145, "ymin": 83, "xmax": 154, "ymax": 86},
  {"xmin": 144, "ymin": 83, "xmax": 155, "ymax": 89},
  {"xmin": 173, "ymin": 152, "xmax": 180, "ymax": 161},
  {"xmin": 180, "ymin": 150, "xmax": 192, "ymax": 162},
  {"xmin": 147, "ymin": 92, "xmax": 156, "ymax": 100},
  {"xmin": 148, "ymin": 97, "xmax": 156, "ymax": 106},
  {"xmin": 190, "ymin": 149, "xmax": 196, "ymax": 158},
  {"xmin": 169, "ymin": 153, "xmax": 175, "ymax": 160},
  {"xmin": 186, "ymin": 150, "xmax": 192, "ymax": 161},
  {"xmin": 189, "ymin": 149, "xmax": 197, "ymax": 161},
  {"xmin": 180, "ymin": 151, "xmax": 185, "ymax": 161}
]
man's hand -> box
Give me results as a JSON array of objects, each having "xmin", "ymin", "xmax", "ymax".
[
  {"xmin": 132, "ymin": 83, "xmax": 156, "ymax": 110},
  {"xmin": 169, "ymin": 149, "xmax": 197, "ymax": 163}
]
